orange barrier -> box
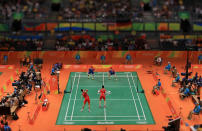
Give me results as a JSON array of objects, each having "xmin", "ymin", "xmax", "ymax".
[{"xmin": 0, "ymin": 51, "xmax": 201, "ymax": 65}]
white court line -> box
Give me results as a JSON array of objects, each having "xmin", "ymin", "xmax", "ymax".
[
  {"xmin": 69, "ymin": 99, "xmax": 138, "ymax": 101},
  {"xmin": 64, "ymin": 74, "xmax": 77, "ymax": 120},
  {"xmin": 65, "ymin": 116, "xmax": 144, "ymax": 118},
  {"xmin": 131, "ymin": 74, "xmax": 146, "ymax": 121},
  {"xmin": 127, "ymin": 73, "xmax": 140, "ymax": 120},
  {"xmin": 64, "ymin": 120, "xmax": 145, "ymax": 121},
  {"xmin": 70, "ymin": 73, "xmax": 80, "ymax": 120},
  {"xmin": 76, "ymin": 72, "xmax": 133, "ymax": 74},
  {"xmin": 75, "ymin": 85, "xmax": 131, "ymax": 88},
  {"xmin": 104, "ymin": 108, "xmax": 106, "ymax": 120},
  {"xmin": 73, "ymin": 75, "xmax": 137, "ymax": 78},
  {"xmin": 103, "ymin": 72, "xmax": 107, "ymax": 121},
  {"xmin": 65, "ymin": 72, "xmax": 145, "ymax": 122},
  {"xmin": 103, "ymin": 72, "xmax": 105, "ymax": 85}
]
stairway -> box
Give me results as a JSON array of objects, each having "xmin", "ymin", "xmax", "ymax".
[
  {"xmin": 43, "ymin": 34, "xmax": 56, "ymax": 50},
  {"xmin": 146, "ymin": 33, "xmax": 159, "ymax": 49},
  {"xmin": 143, "ymin": 12, "xmax": 155, "ymax": 22}
]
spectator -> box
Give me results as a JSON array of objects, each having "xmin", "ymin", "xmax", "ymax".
[
  {"xmin": 75, "ymin": 54, "xmax": 81, "ymax": 64},
  {"xmin": 172, "ymin": 73, "xmax": 180, "ymax": 87},
  {"xmin": 152, "ymin": 79, "xmax": 161, "ymax": 95},
  {"xmin": 180, "ymin": 85, "xmax": 190, "ymax": 99},
  {"xmin": 0, "ymin": 120, "xmax": 4, "ymax": 130},
  {"xmin": 154, "ymin": 56, "xmax": 162, "ymax": 66},
  {"xmin": 3, "ymin": 55, "xmax": 8, "ymax": 65},
  {"xmin": 171, "ymin": 66, "xmax": 177, "ymax": 78},
  {"xmin": 100, "ymin": 55, "xmax": 106, "ymax": 64},
  {"xmin": 51, "ymin": 67, "xmax": 55, "ymax": 75},
  {"xmin": 0, "ymin": 39, "xmax": 43, "ymax": 51},
  {"xmin": 164, "ymin": 62, "xmax": 171, "ymax": 74},
  {"xmin": 187, "ymin": 103, "xmax": 201, "ymax": 120},
  {"xmin": 4, "ymin": 122, "xmax": 11, "ymax": 131},
  {"xmin": 125, "ymin": 54, "xmax": 132, "ymax": 64}
]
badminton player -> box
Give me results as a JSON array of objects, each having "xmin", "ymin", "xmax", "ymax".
[
  {"xmin": 108, "ymin": 67, "xmax": 117, "ymax": 80},
  {"xmin": 81, "ymin": 89, "xmax": 90, "ymax": 112},
  {"xmin": 99, "ymin": 85, "xmax": 107, "ymax": 108},
  {"xmin": 88, "ymin": 66, "xmax": 95, "ymax": 79}
]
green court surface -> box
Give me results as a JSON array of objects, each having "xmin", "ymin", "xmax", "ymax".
[
  {"xmin": 0, "ymin": 72, "xmax": 2, "ymax": 75},
  {"xmin": 56, "ymin": 72, "xmax": 155, "ymax": 125}
]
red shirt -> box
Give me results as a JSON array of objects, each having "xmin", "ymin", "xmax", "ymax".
[
  {"xmin": 82, "ymin": 92, "xmax": 89, "ymax": 99},
  {"xmin": 100, "ymin": 88, "xmax": 106, "ymax": 96},
  {"xmin": 0, "ymin": 123, "xmax": 4, "ymax": 130}
]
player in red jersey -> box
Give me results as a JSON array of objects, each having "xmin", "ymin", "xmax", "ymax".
[
  {"xmin": 81, "ymin": 89, "xmax": 90, "ymax": 112},
  {"xmin": 99, "ymin": 85, "xmax": 107, "ymax": 108}
]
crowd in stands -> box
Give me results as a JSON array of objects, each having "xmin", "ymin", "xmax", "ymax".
[
  {"xmin": 193, "ymin": 39, "xmax": 202, "ymax": 50},
  {"xmin": 159, "ymin": 39, "xmax": 187, "ymax": 50},
  {"xmin": 55, "ymin": 36, "xmax": 148, "ymax": 51},
  {"xmin": 1, "ymin": 0, "xmax": 202, "ymax": 22},
  {"xmin": 0, "ymin": 120, "xmax": 11, "ymax": 131},
  {"xmin": 159, "ymin": 38, "xmax": 202, "ymax": 51},
  {"xmin": 0, "ymin": 39, "xmax": 44, "ymax": 51},
  {"xmin": 193, "ymin": 6, "xmax": 202, "ymax": 19},
  {"xmin": 62, "ymin": 0, "xmax": 131, "ymax": 20},
  {"xmin": 152, "ymin": 0, "xmax": 181, "ymax": 20},
  {"xmin": 0, "ymin": 0, "xmax": 132, "ymax": 21},
  {"xmin": 0, "ymin": 0, "xmax": 47, "ymax": 19},
  {"xmin": 0, "ymin": 35, "xmax": 201, "ymax": 51}
]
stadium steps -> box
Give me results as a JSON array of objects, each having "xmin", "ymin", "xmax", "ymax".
[
  {"xmin": 146, "ymin": 34, "xmax": 159, "ymax": 49},
  {"xmin": 143, "ymin": 12, "xmax": 155, "ymax": 21},
  {"xmin": 62, "ymin": 0, "xmax": 70, "ymax": 6},
  {"xmin": 148, "ymin": 39, "xmax": 159, "ymax": 49},
  {"xmin": 130, "ymin": 0, "xmax": 139, "ymax": 7},
  {"xmin": 43, "ymin": 35, "xmax": 56, "ymax": 50}
]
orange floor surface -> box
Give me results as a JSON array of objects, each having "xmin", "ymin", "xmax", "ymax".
[{"xmin": 0, "ymin": 51, "xmax": 201, "ymax": 131}]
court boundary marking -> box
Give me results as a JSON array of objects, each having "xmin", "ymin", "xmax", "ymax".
[
  {"xmin": 127, "ymin": 73, "xmax": 140, "ymax": 120},
  {"xmin": 71, "ymin": 75, "xmax": 137, "ymax": 78},
  {"xmin": 64, "ymin": 74, "xmax": 77, "ymax": 119},
  {"xmin": 103, "ymin": 72, "xmax": 107, "ymax": 121},
  {"xmin": 70, "ymin": 73, "xmax": 80, "ymax": 120},
  {"xmin": 68, "ymin": 99, "xmax": 139, "ymax": 101},
  {"xmin": 131, "ymin": 73, "xmax": 146, "ymax": 120},
  {"xmin": 64, "ymin": 72, "xmax": 147, "ymax": 122},
  {"xmin": 65, "ymin": 116, "xmax": 145, "ymax": 118},
  {"xmin": 63, "ymin": 120, "xmax": 146, "ymax": 122}
]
